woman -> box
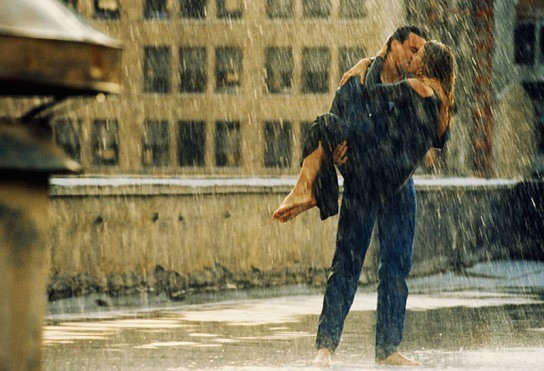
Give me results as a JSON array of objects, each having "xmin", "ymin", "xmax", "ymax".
[{"xmin": 272, "ymin": 40, "xmax": 455, "ymax": 223}]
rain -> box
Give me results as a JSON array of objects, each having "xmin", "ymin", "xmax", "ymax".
[{"xmin": 1, "ymin": 0, "xmax": 544, "ymax": 370}]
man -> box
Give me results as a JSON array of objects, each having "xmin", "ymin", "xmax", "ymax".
[{"xmin": 313, "ymin": 25, "xmax": 429, "ymax": 367}]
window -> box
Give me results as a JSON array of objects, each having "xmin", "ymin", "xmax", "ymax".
[
  {"xmin": 217, "ymin": 0, "xmax": 242, "ymax": 19},
  {"xmin": 300, "ymin": 121, "xmax": 312, "ymax": 153},
  {"xmin": 514, "ymin": 23, "xmax": 536, "ymax": 65},
  {"xmin": 264, "ymin": 121, "xmax": 292, "ymax": 168},
  {"xmin": 265, "ymin": 47, "xmax": 293, "ymax": 94},
  {"xmin": 339, "ymin": 0, "xmax": 367, "ymax": 19},
  {"xmin": 180, "ymin": 47, "xmax": 207, "ymax": 93},
  {"xmin": 267, "ymin": 0, "xmax": 293, "ymax": 19},
  {"xmin": 60, "ymin": 0, "xmax": 78, "ymax": 11},
  {"xmin": 303, "ymin": 0, "xmax": 331, "ymax": 18},
  {"xmin": 94, "ymin": 0, "xmax": 120, "ymax": 19},
  {"xmin": 180, "ymin": 0, "xmax": 207, "ymax": 18},
  {"xmin": 178, "ymin": 121, "xmax": 206, "ymax": 166},
  {"xmin": 540, "ymin": 26, "xmax": 544, "ymax": 64},
  {"xmin": 142, "ymin": 120, "xmax": 169, "ymax": 167},
  {"xmin": 302, "ymin": 47, "xmax": 330, "ymax": 93},
  {"xmin": 215, "ymin": 121, "xmax": 241, "ymax": 167},
  {"xmin": 339, "ymin": 47, "xmax": 366, "ymax": 80},
  {"xmin": 216, "ymin": 47, "xmax": 242, "ymax": 93},
  {"xmin": 145, "ymin": 0, "xmax": 169, "ymax": 19},
  {"xmin": 144, "ymin": 46, "xmax": 171, "ymax": 93},
  {"xmin": 92, "ymin": 119, "xmax": 119, "ymax": 166},
  {"xmin": 54, "ymin": 119, "xmax": 81, "ymax": 162}
]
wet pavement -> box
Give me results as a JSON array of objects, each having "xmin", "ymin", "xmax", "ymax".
[{"xmin": 43, "ymin": 261, "xmax": 544, "ymax": 370}]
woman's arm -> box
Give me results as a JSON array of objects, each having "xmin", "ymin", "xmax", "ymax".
[
  {"xmin": 339, "ymin": 57, "xmax": 373, "ymax": 86},
  {"xmin": 365, "ymin": 78, "xmax": 434, "ymax": 105}
]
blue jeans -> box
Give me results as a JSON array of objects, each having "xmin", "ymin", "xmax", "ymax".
[{"xmin": 315, "ymin": 178, "xmax": 416, "ymax": 360}]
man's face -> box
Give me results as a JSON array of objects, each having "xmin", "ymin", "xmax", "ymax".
[{"xmin": 390, "ymin": 32, "xmax": 426, "ymax": 74}]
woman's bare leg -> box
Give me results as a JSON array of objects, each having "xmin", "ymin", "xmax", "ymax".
[{"xmin": 272, "ymin": 143, "xmax": 324, "ymax": 222}]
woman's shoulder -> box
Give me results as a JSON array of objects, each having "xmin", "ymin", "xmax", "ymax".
[{"xmin": 405, "ymin": 78, "xmax": 435, "ymax": 98}]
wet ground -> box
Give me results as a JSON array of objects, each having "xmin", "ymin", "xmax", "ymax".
[{"xmin": 43, "ymin": 261, "xmax": 544, "ymax": 370}]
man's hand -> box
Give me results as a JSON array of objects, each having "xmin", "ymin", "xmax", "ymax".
[
  {"xmin": 339, "ymin": 58, "xmax": 371, "ymax": 86},
  {"xmin": 333, "ymin": 141, "xmax": 348, "ymax": 166}
]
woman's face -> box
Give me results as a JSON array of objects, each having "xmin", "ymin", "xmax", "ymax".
[{"xmin": 407, "ymin": 45, "xmax": 425, "ymax": 75}]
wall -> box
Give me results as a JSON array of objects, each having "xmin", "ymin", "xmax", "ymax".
[{"xmin": 46, "ymin": 177, "xmax": 543, "ymax": 300}]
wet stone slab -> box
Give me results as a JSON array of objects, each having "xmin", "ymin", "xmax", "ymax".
[{"xmin": 43, "ymin": 261, "xmax": 544, "ymax": 370}]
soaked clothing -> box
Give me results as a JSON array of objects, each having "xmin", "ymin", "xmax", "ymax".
[
  {"xmin": 313, "ymin": 57, "xmax": 449, "ymax": 360},
  {"xmin": 304, "ymin": 57, "xmax": 445, "ymax": 219},
  {"xmin": 316, "ymin": 177, "xmax": 417, "ymax": 359}
]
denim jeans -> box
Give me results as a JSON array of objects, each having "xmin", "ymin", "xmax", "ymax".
[{"xmin": 315, "ymin": 178, "xmax": 416, "ymax": 360}]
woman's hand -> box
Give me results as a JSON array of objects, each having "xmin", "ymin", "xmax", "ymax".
[
  {"xmin": 333, "ymin": 141, "xmax": 348, "ymax": 165},
  {"xmin": 377, "ymin": 33, "xmax": 393, "ymax": 58},
  {"xmin": 339, "ymin": 58, "xmax": 371, "ymax": 86},
  {"xmin": 424, "ymin": 148, "xmax": 438, "ymax": 168}
]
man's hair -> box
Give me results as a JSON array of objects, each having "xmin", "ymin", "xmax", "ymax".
[{"xmin": 385, "ymin": 25, "xmax": 428, "ymax": 55}]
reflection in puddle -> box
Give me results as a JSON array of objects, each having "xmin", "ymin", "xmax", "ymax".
[{"xmin": 43, "ymin": 291, "xmax": 544, "ymax": 370}]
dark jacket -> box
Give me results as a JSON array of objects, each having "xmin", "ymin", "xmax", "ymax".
[{"xmin": 303, "ymin": 57, "xmax": 447, "ymax": 220}]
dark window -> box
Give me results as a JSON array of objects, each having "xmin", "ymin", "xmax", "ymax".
[
  {"xmin": 514, "ymin": 23, "xmax": 536, "ymax": 65},
  {"xmin": 300, "ymin": 121, "xmax": 312, "ymax": 153},
  {"xmin": 92, "ymin": 119, "xmax": 119, "ymax": 166},
  {"xmin": 302, "ymin": 47, "xmax": 330, "ymax": 93},
  {"xmin": 540, "ymin": 26, "xmax": 544, "ymax": 64},
  {"xmin": 216, "ymin": 47, "xmax": 242, "ymax": 93},
  {"xmin": 264, "ymin": 121, "xmax": 292, "ymax": 168},
  {"xmin": 303, "ymin": 0, "xmax": 331, "ymax": 18},
  {"xmin": 217, "ymin": 0, "xmax": 242, "ymax": 19},
  {"xmin": 178, "ymin": 121, "xmax": 206, "ymax": 166},
  {"xmin": 180, "ymin": 0, "xmax": 207, "ymax": 18},
  {"xmin": 144, "ymin": 46, "xmax": 171, "ymax": 93},
  {"xmin": 60, "ymin": 0, "xmax": 78, "ymax": 11},
  {"xmin": 215, "ymin": 121, "xmax": 241, "ymax": 167},
  {"xmin": 54, "ymin": 119, "xmax": 81, "ymax": 162},
  {"xmin": 265, "ymin": 47, "xmax": 293, "ymax": 94},
  {"xmin": 142, "ymin": 120, "xmax": 169, "ymax": 167},
  {"xmin": 94, "ymin": 0, "xmax": 120, "ymax": 19},
  {"xmin": 180, "ymin": 47, "xmax": 207, "ymax": 93},
  {"xmin": 144, "ymin": 0, "xmax": 169, "ymax": 19},
  {"xmin": 267, "ymin": 0, "xmax": 293, "ymax": 19},
  {"xmin": 339, "ymin": 47, "xmax": 366, "ymax": 80},
  {"xmin": 339, "ymin": 0, "xmax": 367, "ymax": 18}
]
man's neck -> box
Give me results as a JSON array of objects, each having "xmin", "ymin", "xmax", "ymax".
[{"xmin": 380, "ymin": 55, "xmax": 404, "ymax": 83}]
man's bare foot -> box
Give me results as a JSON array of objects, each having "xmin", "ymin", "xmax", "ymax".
[
  {"xmin": 272, "ymin": 189, "xmax": 316, "ymax": 223},
  {"xmin": 312, "ymin": 348, "xmax": 332, "ymax": 367},
  {"xmin": 376, "ymin": 352, "xmax": 421, "ymax": 366}
]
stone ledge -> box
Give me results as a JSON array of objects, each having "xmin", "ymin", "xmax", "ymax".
[{"xmin": 49, "ymin": 176, "xmax": 521, "ymax": 196}]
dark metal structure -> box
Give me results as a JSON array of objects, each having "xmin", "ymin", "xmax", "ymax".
[
  {"xmin": 0, "ymin": 1, "xmax": 122, "ymax": 369},
  {"xmin": 0, "ymin": 0, "xmax": 122, "ymax": 96}
]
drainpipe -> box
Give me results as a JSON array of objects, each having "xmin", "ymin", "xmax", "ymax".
[{"xmin": 471, "ymin": 0, "xmax": 496, "ymax": 177}]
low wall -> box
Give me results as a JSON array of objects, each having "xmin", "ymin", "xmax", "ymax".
[{"xmin": 47, "ymin": 177, "xmax": 544, "ymax": 300}]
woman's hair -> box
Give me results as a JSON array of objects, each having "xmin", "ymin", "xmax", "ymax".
[{"xmin": 421, "ymin": 40, "xmax": 455, "ymax": 136}]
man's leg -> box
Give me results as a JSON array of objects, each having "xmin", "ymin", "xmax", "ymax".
[
  {"xmin": 315, "ymin": 195, "xmax": 377, "ymax": 356},
  {"xmin": 375, "ymin": 179, "xmax": 418, "ymax": 364}
]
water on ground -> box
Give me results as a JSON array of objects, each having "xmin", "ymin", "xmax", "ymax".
[{"xmin": 43, "ymin": 261, "xmax": 544, "ymax": 370}]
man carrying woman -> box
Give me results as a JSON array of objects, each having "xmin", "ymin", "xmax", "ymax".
[{"xmin": 272, "ymin": 26, "xmax": 455, "ymax": 367}]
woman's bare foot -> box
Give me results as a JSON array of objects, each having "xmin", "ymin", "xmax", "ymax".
[
  {"xmin": 273, "ymin": 143, "xmax": 324, "ymax": 222},
  {"xmin": 272, "ymin": 188, "xmax": 316, "ymax": 223},
  {"xmin": 376, "ymin": 352, "xmax": 421, "ymax": 366},
  {"xmin": 312, "ymin": 348, "xmax": 332, "ymax": 367}
]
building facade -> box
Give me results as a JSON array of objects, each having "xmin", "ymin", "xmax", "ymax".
[{"xmin": 53, "ymin": 0, "xmax": 405, "ymax": 176}]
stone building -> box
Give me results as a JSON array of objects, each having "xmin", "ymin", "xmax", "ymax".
[
  {"xmin": 53, "ymin": 0, "xmax": 405, "ymax": 176},
  {"xmin": 406, "ymin": 0, "xmax": 544, "ymax": 178}
]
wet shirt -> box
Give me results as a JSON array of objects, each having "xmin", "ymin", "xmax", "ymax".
[{"xmin": 306, "ymin": 58, "xmax": 444, "ymax": 219}]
